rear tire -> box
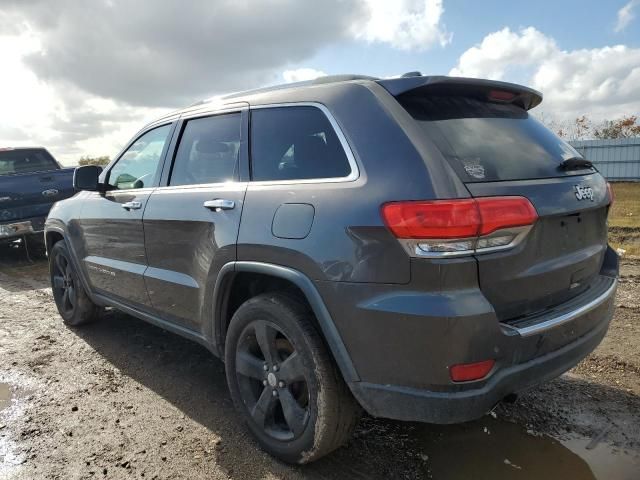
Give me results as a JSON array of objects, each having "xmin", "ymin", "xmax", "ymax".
[
  {"xmin": 225, "ymin": 292, "xmax": 360, "ymax": 463},
  {"xmin": 49, "ymin": 241, "xmax": 100, "ymax": 326}
]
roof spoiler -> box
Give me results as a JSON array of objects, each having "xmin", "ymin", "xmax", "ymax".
[{"xmin": 376, "ymin": 76, "xmax": 543, "ymax": 111}]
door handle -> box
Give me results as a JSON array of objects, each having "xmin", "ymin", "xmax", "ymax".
[
  {"xmin": 204, "ymin": 199, "xmax": 235, "ymax": 211},
  {"xmin": 121, "ymin": 201, "xmax": 142, "ymax": 210}
]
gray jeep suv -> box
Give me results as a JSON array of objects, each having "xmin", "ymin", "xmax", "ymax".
[{"xmin": 45, "ymin": 73, "xmax": 618, "ymax": 463}]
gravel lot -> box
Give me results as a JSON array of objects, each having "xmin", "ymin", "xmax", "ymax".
[{"xmin": 0, "ymin": 244, "xmax": 638, "ymax": 480}]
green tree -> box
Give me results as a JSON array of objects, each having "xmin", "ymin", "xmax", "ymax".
[{"xmin": 78, "ymin": 155, "xmax": 110, "ymax": 166}]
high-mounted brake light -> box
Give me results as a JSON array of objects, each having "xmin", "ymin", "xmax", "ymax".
[
  {"xmin": 381, "ymin": 196, "xmax": 538, "ymax": 257},
  {"xmin": 488, "ymin": 90, "xmax": 516, "ymax": 102}
]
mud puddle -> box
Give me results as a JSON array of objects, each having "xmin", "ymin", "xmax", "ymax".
[
  {"xmin": 415, "ymin": 417, "xmax": 639, "ymax": 480},
  {"xmin": 0, "ymin": 382, "xmax": 25, "ymax": 471}
]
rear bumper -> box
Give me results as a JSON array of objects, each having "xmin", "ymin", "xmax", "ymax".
[
  {"xmin": 320, "ymin": 247, "xmax": 619, "ymax": 424},
  {"xmin": 349, "ymin": 292, "xmax": 614, "ymax": 423}
]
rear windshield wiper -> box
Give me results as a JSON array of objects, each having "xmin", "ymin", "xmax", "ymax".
[{"xmin": 558, "ymin": 157, "xmax": 593, "ymax": 171}]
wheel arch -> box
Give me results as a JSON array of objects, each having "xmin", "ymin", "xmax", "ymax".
[
  {"xmin": 213, "ymin": 261, "xmax": 359, "ymax": 383},
  {"xmin": 45, "ymin": 229, "xmax": 65, "ymax": 254}
]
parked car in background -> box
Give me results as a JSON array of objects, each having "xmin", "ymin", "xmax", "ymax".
[
  {"xmin": 0, "ymin": 147, "xmax": 75, "ymax": 254},
  {"xmin": 45, "ymin": 74, "xmax": 618, "ymax": 464}
]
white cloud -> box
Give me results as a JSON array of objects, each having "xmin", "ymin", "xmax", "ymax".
[
  {"xmin": 449, "ymin": 27, "xmax": 556, "ymax": 80},
  {"xmin": 615, "ymin": 0, "xmax": 639, "ymax": 32},
  {"xmin": 0, "ymin": 30, "xmax": 166, "ymax": 164},
  {"xmin": 449, "ymin": 27, "xmax": 640, "ymax": 120},
  {"xmin": 0, "ymin": 0, "xmax": 363, "ymax": 163},
  {"xmin": 355, "ymin": 0, "xmax": 451, "ymax": 50},
  {"xmin": 8, "ymin": 0, "xmax": 361, "ymax": 108},
  {"xmin": 0, "ymin": 31, "xmax": 60, "ymax": 144},
  {"xmin": 0, "ymin": 0, "xmax": 454, "ymax": 162},
  {"xmin": 282, "ymin": 68, "xmax": 327, "ymax": 83}
]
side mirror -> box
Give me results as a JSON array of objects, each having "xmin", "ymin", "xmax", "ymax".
[{"xmin": 73, "ymin": 165, "xmax": 104, "ymax": 192}]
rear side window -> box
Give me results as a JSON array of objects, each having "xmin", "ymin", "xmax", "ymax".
[
  {"xmin": 0, "ymin": 149, "xmax": 58, "ymax": 175},
  {"xmin": 250, "ymin": 106, "xmax": 351, "ymax": 181},
  {"xmin": 170, "ymin": 113, "xmax": 241, "ymax": 186},
  {"xmin": 400, "ymin": 96, "xmax": 591, "ymax": 182}
]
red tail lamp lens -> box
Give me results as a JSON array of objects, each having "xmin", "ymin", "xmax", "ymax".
[
  {"xmin": 381, "ymin": 199, "xmax": 480, "ymax": 239},
  {"xmin": 381, "ymin": 197, "xmax": 537, "ymax": 240},
  {"xmin": 476, "ymin": 197, "xmax": 538, "ymax": 236},
  {"xmin": 450, "ymin": 360, "xmax": 495, "ymax": 382}
]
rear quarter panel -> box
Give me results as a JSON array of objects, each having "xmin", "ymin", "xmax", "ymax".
[{"xmin": 237, "ymin": 82, "xmax": 467, "ymax": 284}]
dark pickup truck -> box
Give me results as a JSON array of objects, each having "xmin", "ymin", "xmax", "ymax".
[{"xmin": 0, "ymin": 147, "xmax": 74, "ymax": 252}]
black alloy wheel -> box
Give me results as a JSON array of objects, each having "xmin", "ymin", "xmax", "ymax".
[
  {"xmin": 51, "ymin": 249, "xmax": 77, "ymax": 316},
  {"xmin": 235, "ymin": 319, "xmax": 310, "ymax": 441},
  {"xmin": 225, "ymin": 293, "xmax": 360, "ymax": 464},
  {"xmin": 49, "ymin": 241, "xmax": 100, "ymax": 326}
]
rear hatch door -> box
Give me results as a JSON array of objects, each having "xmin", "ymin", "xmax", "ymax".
[
  {"xmin": 393, "ymin": 80, "xmax": 611, "ymax": 321},
  {"xmin": 466, "ymin": 175, "xmax": 609, "ymax": 321}
]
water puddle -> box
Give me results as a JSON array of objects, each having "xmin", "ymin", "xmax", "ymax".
[
  {"xmin": 0, "ymin": 383, "xmax": 10, "ymax": 412},
  {"xmin": 0, "ymin": 381, "xmax": 31, "ymax": 470},
  {"xmin": 415, "ymin": 417, "xmax": 639, "ymax": 480}
]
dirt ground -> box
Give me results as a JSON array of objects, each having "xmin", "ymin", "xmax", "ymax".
[{"xmin": 0, "ymin": 244, "xmax": 639, "ymax": 480}]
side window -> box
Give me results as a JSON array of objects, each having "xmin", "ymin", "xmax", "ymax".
[
  {"xmin": 107, "ymin": 124, "xmax": 172, "ymax": 190},
  {"xmin": 169, "ymin": 113, "xmax": 241, "ymax": 186},
  {"xmin": 250, "ymin": 106, "xmax": 351, "ymax": 181}
]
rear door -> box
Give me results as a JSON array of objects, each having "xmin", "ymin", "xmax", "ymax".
[
  {"xmin": 142, "ymin": 107, "xmax": 248, "ymax": 332},
  {"xmin": 79, "ymin": 123, "xmax": 174, "ymax": 308},
  {"xmin": 399, "ymin": 93, "xmax": 611, "ymax": 321}
]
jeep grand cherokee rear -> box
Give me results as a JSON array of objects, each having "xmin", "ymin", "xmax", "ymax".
[
  {"xmin": 327, "ymin": 77, "xmax": 617, "ymax": 423},
  {"xmin": 46, "ymin": 74, "xmax": 617, "ymax": 464}
]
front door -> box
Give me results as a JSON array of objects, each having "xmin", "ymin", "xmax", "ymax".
[
  {"xmin": 143, "ymin": 110, "xmax": 247, "ymax": 332},
  {"xmin": 78, "ymin": 123, "xmax": 174, "ymax": 308}
]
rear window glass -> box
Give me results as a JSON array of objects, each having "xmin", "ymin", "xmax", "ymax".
[
  {"xmin": 250, "ymin": 106, "xmax": 351, "ymax": 181},
  {"xmin": 0, "ymin": 149, "xmax": 58, "ymax": 175},
  {"xmin": 399, "ymin": 96, "xmax": 592, "ymax": 182}
]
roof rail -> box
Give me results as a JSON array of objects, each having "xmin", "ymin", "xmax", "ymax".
[{"xmin": 197, "ymin": 74, "xmax": 380, "ymax": 103}]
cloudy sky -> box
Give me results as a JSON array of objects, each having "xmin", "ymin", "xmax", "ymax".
[{"xmin": 1, "ymin": 0, "xmax": 639, "ymax": 164}]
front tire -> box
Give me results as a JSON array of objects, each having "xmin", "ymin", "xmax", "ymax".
[
  {"xmin": 49, "ymin": 241, "xmax": 100, "ymax": 326},
  {"xmin": 225, "ymin": 293, "xmax": 360, "ymax": 464}
]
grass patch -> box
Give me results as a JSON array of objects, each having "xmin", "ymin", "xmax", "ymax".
[
  {"xmin": 609, "ymin": 182, "xmax": 640, "ymax": 229},
  {"xmin": 608, "ymin": 182, "xmax": 640, "ymax": 256}
]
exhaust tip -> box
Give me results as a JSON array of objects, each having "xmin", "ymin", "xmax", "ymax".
[{"xmin": 503, "ymin": 393, "xmax": 518, "ymax": 404}]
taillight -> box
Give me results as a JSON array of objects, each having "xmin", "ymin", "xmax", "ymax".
[
  {"xmin": 606, "ymin": 182, "xmax": 615, "ymax": 206},
  {"xmin": 381, "ymin": 199, "xmax": 480, "ymax": 239},
  {"xmin": 381, "ymin": 196, "xmax": 538, "ymax": 257}
]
